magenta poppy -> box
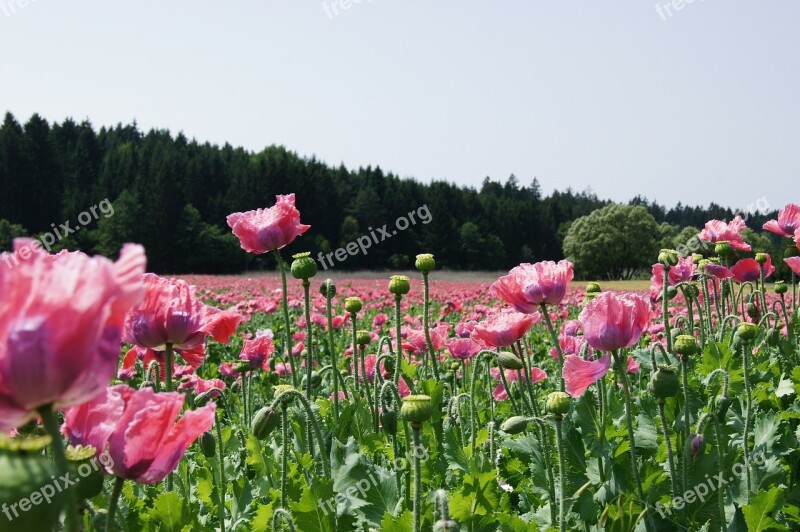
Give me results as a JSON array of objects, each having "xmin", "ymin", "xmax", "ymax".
[
  {"xmin": 490, "ymin": 260, "xmax": 574, "ymax": 313},
  {"xmin": 579, "ymin": 292, "xmax": 650, "ymax": 352},
  {"xmin": 226, "ymin": 194, "xmax": 310, "ymax": 254},
  {"xmin": 731, "ymin": 256, "xmax": 774, "ymax": 283}
]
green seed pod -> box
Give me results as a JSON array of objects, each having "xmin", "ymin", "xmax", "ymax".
[
  {"xmin": 736, "ymin": 322, "xmax": 759, "ymax": 341},
  {"xmin": 755, "ymin": 252, "xmax": 769, "ymax": 264},
  {"xmin": 673, "ymin": 335, "xmax": 698, "ymax": 357},
  {"xmin": 290, "ymin": 252, "xmax": 317, "ymax": 280},
  {"xmin": 715, "ymin": 242, "xmax": 732, "ymax": 257},
  {"xmin": 344, "ymin": 297, "xmax": 363, "ymax": 314},
  {"xmin": 380, "ymin": 409, "xmax": 398, "ymax": 436},
  {"xmin": 775, "ymin": 281, "xmax": 788, "ymax": 295},
  {"xmin": 415, "ymin": 253, "xmax": 436, "ymax": 273},
  {"xmin": 320, "ymin": 279, "xmax": 336, "ymax": 298},
  {"xmin": 198, "ymin": 431, "xmax": 216, "ymax": 458},
  {"xmin": 585, "ymin": 282, "xmax": 602, "ymax": 294},
  {"xmin": 546, "ymin": 391, "xmax": 571, "ymax": 416},
  {"xmin": 649, "ymin": 365, "xmax": 680, "ymax": 399},
  {"xmin": 658, "ymin": 249, "xmax": 679, "ymax": 267},
  {"xmin": 388, "ymin": 275, "xmax": 411, "ymax": 296},
  {"xmin": 433, "ymin": 519, "xmax": 460, "ymax": 532},
  {"xmin": 500, "ymin": 416, "xmax": 529, "ymax": 435},
  {"xmin": 251, "ymin": 406, "xmax": 280, "ymax": 440},
  {"xmin": 0, "ymin": 453, "xmax": 65, "ymax": 531},
  {"xmin": 356, "ymin": 330, "xmax": 371, "ymax": 346},
  {"xmin": 400, "ymin": 395, "xmax": 433, "ymax": 424},
  {"xmin": 497, "ymin": 351, "xmax": 524, "ymax": 371},
  {"xmin": 713, "ymin": 395, "xmax": 730, "ymax": 418},
  {"xmin": 66, "ymin": 445, "xmax": 105, "ymax": 500}
]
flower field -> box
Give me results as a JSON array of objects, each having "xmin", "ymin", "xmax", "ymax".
[{"xmin": 2, "ymin": 196, "xmax": 800, "ymax": 531}]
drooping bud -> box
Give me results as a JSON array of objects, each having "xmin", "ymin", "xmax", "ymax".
[
  {"xmin": 649, "ymin": 365, "xmax": 680, "ymax": 400},
  {"xmin": 400, "ymin": 395, "xmax": 433, "ymax": 424},
  {"xmin": 415, "ymin": 253, "xmax": 436, "ymax": 273},
  {"xmin": 388, "ymin": 275, "xmax": 411, "ymax": 296},
  {"xmin": 683, "ymin": 284, "xmax": 699, "ymax": 300},
  {"xmin": 746, "ymin": 302, "xmax": 760, "ymax": 320},
  {"xmin": 344, "ymin": 296, "xmax": 363, "ymax": 314},
  {"xmin": 252, "ymin": 406, "xmax": 280, "ymax": 439},
  {"xmin": 290, "ymin": 252, "xmax": 317, "ymax": 280},
  {"xmin": 198, "ymin": 431, "xmax": 216, "ymax": 458},
  {"xmin": 497, "ymin": 351, "xmax": 524, "ymax": 370},
  {"xmin": 686, "ymin": 433, "xmax": 706, "ymax": 461},
  {"xmin": 713, "ymin": 395, "xmax": 730, "ymax": 418},
  {"xmin": 380, "ymin": 409, "xmax": 398, "ymax": 436},
  {"xmin": 500, "ymin": 416, "xmax": 529, "ymax": 435}
]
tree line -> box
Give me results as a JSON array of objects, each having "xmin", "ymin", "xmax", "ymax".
[{"xmin": 0, "ymin": 112, "xmax": 781, "ymax": 275}]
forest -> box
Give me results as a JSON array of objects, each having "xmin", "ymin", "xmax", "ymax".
[{"xmin": 0, "ymin": 112, "xmax": 777, "ymax": 274}]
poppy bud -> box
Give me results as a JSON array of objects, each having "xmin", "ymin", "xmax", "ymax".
[
  {"xmin": 755, "ymin": 252, "xmax": 769, "ymax": 264},
  {"xmin": 415, "ymin": 253, "xmax": 436, "ymax": 273},
  {"xmin": 713, "ymin": 395, "xmax": 730, "ymax": 418},
  {"xmin": 344, "ymin": 297, "xmax": 363, "ymax": 314},
  {"xmin": 649, "ymin": 365, "xmax": 680, "ymax": 399},
  {"xmin": 666, "ymin": 286, "xmax": 679, "ymax": 300},
  {"xmin": 497, "ymin": 351, "xmax": 524, "ymax": 370},
  {"xmin": 388, "ymin": 275, "xmax": 411, "ymax": 296},
  {"xmin": 686, "ymin": 433, "xmax": 706, "ymax": 461},
  {"xmin": 252, "ymin": 406, "xmax": 280, "ymax": 439},
  {"xmin": 320, "ymin": 279, "xmax": 336, "ymax": 298},
  {"xmin": 500, "ymin": 416, "xmax": 529, "ymax": 435},
  {"xmin": 290, "ymin": 252, "xmax": 317, "ymax": 280},
  {"xmin": 736, "ymin": 322, "xmax": 758, "ymax": 341},
  {"xmin": 380, "ymin": 409, "xmax": 398, "ymax": 436},
  {"xmin": 356, "ymin": 330, "xmax": 371, "ymax": 346},
  {"xmin": 546, "ymin": 391, "xmax": 571, "ymax": 417},
  {"xmin": 775, "ymin": 281, "xmax": 788, "ymax": 295},
  {"xmin": 746, "ymin": 302, "xmax": 760, "ymax": 320},
  {"xmin": 198, "ymin": 431, "xmax": 216, "ymax": 458},
  {"xmin": 766, "ymin": 327, "xmax": 780, "ymax": 346},
  {"xmin": 659, "ymin": 249, "xmax": 679, "ymax": 267}
]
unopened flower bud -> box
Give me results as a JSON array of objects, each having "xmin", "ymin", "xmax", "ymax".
[
  {"xmin": 320, "ymin": 279, "xmax": 336, "ymax": 298},
  {"xmin": 500, "ymin": 416, "xmax": 529, "ymax": 435},
  {"xmin": 497, "ymin": 351, "xmax": 523, "ymax": 371},
  {"xmin": 546, "ymin": 391, "xmax": 571, "ymax": 417},
  {"xmin": 251, "ymin": 406, "xmax": 280, "ymax": 439},
  {"xmin": 686, "ymin": 433, "xmax": 706, "ymax": 461},
  {"xmin": 198, "ymin": 431, "xmax": 216, "ymax": 458}
]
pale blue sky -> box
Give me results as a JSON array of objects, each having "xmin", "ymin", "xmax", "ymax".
[{"xmin": 2, "ymin": 1, "xmax": 798, "ymax": 211}]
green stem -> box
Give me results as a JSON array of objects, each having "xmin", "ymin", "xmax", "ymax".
[
  {"xmin": 39, "ymin": 406, "xmax": 78, "ymax": 532},
  {"xmin": 663, "ymin": 267, "xmax": 673, "ymax": 352},
  {"xmin": 713, "ymin": 417, "xmax": 727, "ymax": 532},
  {"xmin": 741, "ymin": 341, "xmax": 753, "ymax": 502},
  {"xmin": 394, "ymin": 295, "xmax": 403, "ymax": 388},
  {"xmin": 327, "ymin": 290, "xmax": 339, "ymax": 420},
  {"xmin": 105, "ymin": 476, "xmax": 124, "ymax": 532},
  {"xmin": 597, "ymin": 379, "xmax": 606, "ymax": 483},
  {"xmin": 165, "ymin": 343, "xmax": 174, "ymax": 392},
  {"xmin": 540, "ymin": 304, "xmax": 565, "ymax": 391},
  {"xmin": 351, "ymin": 312, "xmax": 361, "ymax": 396},
  {"xmin": 614, "ymin": 352, "xmax": 651, "ymax": 531},
  {"xmin": 303, "ymin": 280, "xmax": 314, "ymax": 401},
  {"xmin": 681, "ymin": 357, "xmax": 691, "ymax": 496},
  {"xmin": 657, "ymin": 400, "xmax": 681, "ymax": 525},
  {"xmin": 555, "ymin": 416, "xmax": 566, "ymax": 532},
  {"xmin": 275, "ymin": 250, "xmax": 299, "ymax": 387},
  {"xmin": 422, "ymin": 271, "xmax": 441, "ymax": 380},
  {"xmin": 215, "ymin": 411, "xmax": 227, "ymax": 532},
  {"xmin": 272, "ymin": 390, "xmax": 331, "ymax": 478},
  {"xmin": 411, "ymin": 424, "xmax": 423, "ymax": 532},
  {"xmin": 280, "ymin": 403, "xmax": 289, "ymax": 508}
]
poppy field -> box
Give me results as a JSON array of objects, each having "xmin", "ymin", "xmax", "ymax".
[{"xmin": 3, "ymin": 196, "xmax": 800, "ymax": 532}]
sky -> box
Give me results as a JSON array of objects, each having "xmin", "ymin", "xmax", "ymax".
[{"xmin": 1, "ymin": 0, "xmax": 798, "ymax": 213}]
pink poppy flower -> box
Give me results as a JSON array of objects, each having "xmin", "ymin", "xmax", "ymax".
[
  {"xmin": 731, "ymin": 256, "xmax": 774, "ymax": 283},
  {"xmin": 455, "ymin": 320, "xmax": 478, "ymax": 338},
  {"xmin": 124, "ymin": 274, "xmax": 243, "ymax": 353},
  {"xmin": 785, "ymin": 257, "xmax": 800, "ymax": 275},
  {"xmin": 490, "ymin": 367, "xmax": 548, "ymax": 401},
  {"xmin": 63, "ymin": 385, "xmax": 215, "ymax": 484},
  {"xmin": 471, "ymin": 309, "xmax": 539, "ymax": 348},
  {"xmin": 219, "ymin": 362, "xmax": 241, "ymax": 378},
  {"xmin": 561, "ymin": 320, "xmax": 581, "ymax": 337},
  {"xmin": 563, "ymin": 353, "xmax": 612, "ymax": 397},
  {"xmin": 402, "ymin": 325, "xmax": 449, "ymax": 355},
  {"xmin": 240, "ymin": 335, "xmax": 275, "ymax": 370},
  {"xmin": 275, "ymin": 362, "xmax": 293, "ymax": 377},
  {"xmin": 763, "ymin": 204, "xmax": 800, "ymax": 238},
  {"xmin": 579, "ymin": 292, "xmax": 650, "ymax": 352},
  {"xmin": 490, "ymin": 261, "xmax": 574, "ymax": 313},
  {"xmin": 351, "ymin": 354, "xmax": 377, "ymax": 383},
  {"xmin": 226, "ymin": 193, "xmax": 310, "ymax": 254},
  {"xmin": 373, "ymin": 313, "xmax": 388, "ymax": 328},
  {"xmin": 119, "ymin": 345, "xmax": 207, "ymax": 380},
  {"xmin": 550, "ymin": 335, "xmax": 590, "ymax": 360},
  {"xmin": 698, "ymin": 216, "xmax": 751, "ymax": 251},
  {"xmin": 445, "ymin": 337, "xmax": 482, "ymax": 360},
  {"xmin": 0, "ymin": 239, "xmax": 145, "ymax": 431},
  {"xmin": 178, "ymin": 374, "xmax": 226, "ymax": 397}
]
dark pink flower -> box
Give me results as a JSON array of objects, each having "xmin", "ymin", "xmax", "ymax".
[
  {"xmin": 731, "ymin": 256, "xmax": 774, "ymax": 283},
  {"xmin": 490, "ymin": 261, "xmax": 574, "ymax": 313},
  {"xmin": 698, "ymin": 216, "xmax": 751, "ymax": 251},
  {"xmin": 704, "ymin": 262, "xmax": 733, "ymax": 280},
  {"xmin": 445, "ymin": 337, "xmax": 482, "ymax": 360},
  {"xmin": 239, "ymin": 335, "xmax": 275, "ymax": 370},
  {"xmin": 226, "ymin": 194, "xmax": 310, "ymax": 254},
  {"xmin": 763, "ymin": 204, "xmax": 800, "ymax": 238},
  {"xmin": 179, "ymin": 374, "xmax": 226, "ymax": 397},
  {"xmin": 63, "ymin": 385, "xmax": 215, "ymax": 484},
  {"xmin": 579, "ymin": 292, "xmax": 650, "ymax": 352}
]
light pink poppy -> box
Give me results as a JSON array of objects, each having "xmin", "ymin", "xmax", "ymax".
[
  {"xmin": 579, "ymin": 292, "xmax": 650, "ymax": 352},
  {"xmin": 698, "ymin": 216, "xmax": 751, "ymax": 251},
  {"xmin": 226, "ymin": 194, "xmax": 310, "ymax": 254},
  {"xmin": 471, "ymin": 309, "xmax": 539, "ymax": 348},
  {"xmin": 445, "ymin": 337, "xmax": 482, "ymax": 360},
  {"xmin": 63, "ymin": 385, "xmax": 215, "ymax": 484},
  {"xmin": 563, "ymin": 354, "xmax": 612, "ymax": 397},
  {"xmin": 352, "ymin": 354, "xmax": 378, "ymax": 383},
  {"xmin": 490, "ymin": 367, "xmax": 548, "ymax": 401},
  {"xmin": 490, "ymin": 261, "xmax": 574, "ymax": 313},
  {"xmin": 0, "ymin": 239, "xmax": 145, "ymax": 431},
  {"xmin": 763, "ymin": 204, "xmax": 800, "ymax": 238},
  {"xmin": 240, "ymin": 335, "xmax": 275, "ymax": 370},
  {"xmin": 785, "ymin": 257, "xmax": 800, "ymax": 276}
]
